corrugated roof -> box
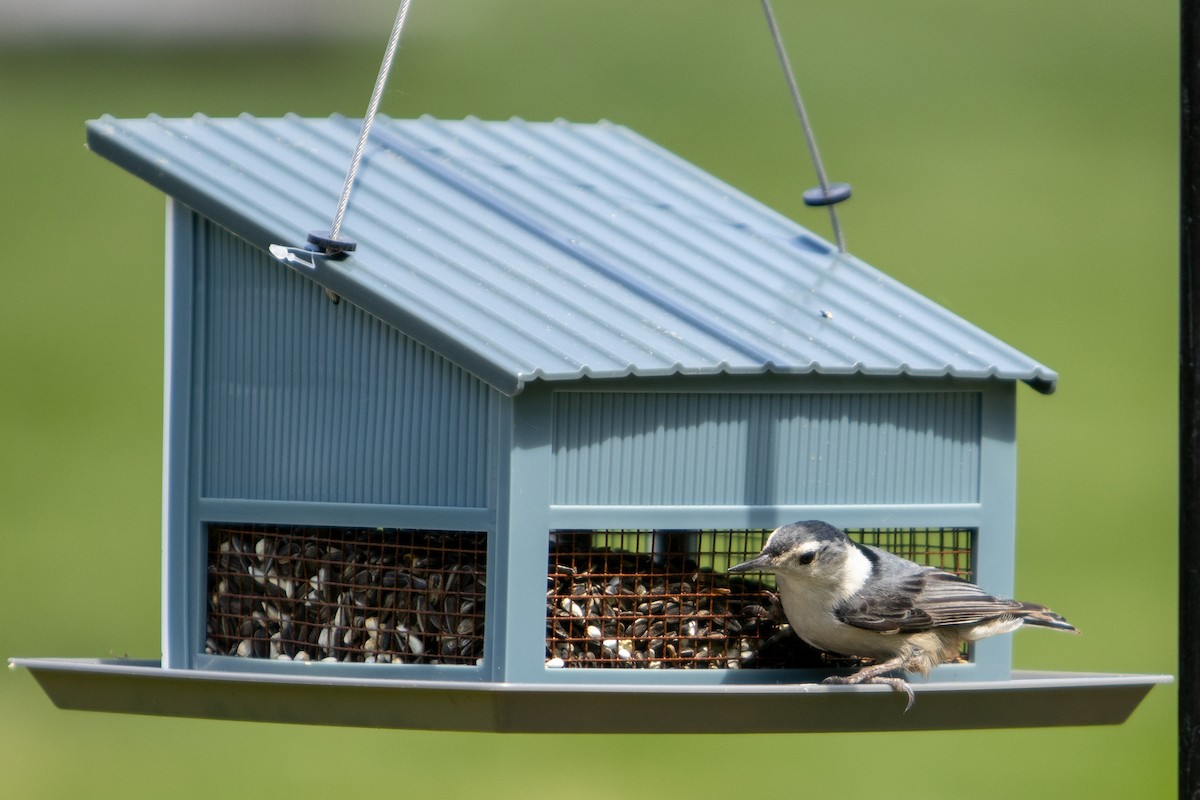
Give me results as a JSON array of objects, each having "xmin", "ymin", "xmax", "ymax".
[{"xmin": 86, "ymin": 113, "xmax": 1057, "ymax": 396}]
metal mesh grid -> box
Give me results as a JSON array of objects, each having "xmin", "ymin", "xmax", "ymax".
[
  {"xmin": 206, "ymin": 524, "xmax": 486, "ymax": 665},
  {"xmin": 546, "ymin": 527, "xmax": 974, "ymax": 669},
  {"xmin": 855, "ymin": 527, "xmax": 973, "ymax": 579}
]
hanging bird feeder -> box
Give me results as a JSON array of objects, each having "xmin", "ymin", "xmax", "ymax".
[{"xmin": 11, "ymin": 3, "xmax": 1168, "ymax": 732}]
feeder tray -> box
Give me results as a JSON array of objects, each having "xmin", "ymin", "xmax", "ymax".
[{"xmin": 12, "ymin": 658, "xmax": 1166, "ymax": 733}]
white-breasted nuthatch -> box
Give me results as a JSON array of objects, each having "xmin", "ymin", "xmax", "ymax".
[{"xmin": 728, "ymin": 520, "xmax": 1078, "ymax": 711}]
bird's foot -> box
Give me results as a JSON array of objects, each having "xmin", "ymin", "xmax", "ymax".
[{"xmin": 822, "ymin": 673, "xmax": 915, "ymax": 713}]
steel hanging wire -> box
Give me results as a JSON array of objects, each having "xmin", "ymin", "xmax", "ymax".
[
  {"xmin": 307, "ymin": 0, "xmax": 415, "ymax": 258},
  {"xmin": 760, "ymin": 0, "xmax": 851, "ymax": 254}
]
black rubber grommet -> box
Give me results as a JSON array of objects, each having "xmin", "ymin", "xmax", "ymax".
[
  {"xmin": 802, "ymin": 182, "xmax": 852, "ymax": 207},
  {"xmin": 307, "ymin": 230, "xmax": 358, "ymax": 254}
]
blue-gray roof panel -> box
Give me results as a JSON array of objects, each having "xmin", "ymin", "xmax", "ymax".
[{"xmin": 86, "ymin": 113, "xmax": 1057, "ymax": 395}]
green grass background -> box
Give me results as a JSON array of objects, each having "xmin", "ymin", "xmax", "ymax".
[{"xmin": 0, "ymin": 0, "xmax": 1178, "ymax": 796}]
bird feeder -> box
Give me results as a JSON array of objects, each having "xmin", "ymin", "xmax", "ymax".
[{"xmin": 13, "ymin": 113, "xmax": 1167, "ymax": 732}]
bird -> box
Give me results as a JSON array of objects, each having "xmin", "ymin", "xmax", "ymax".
[{"xmin": 727, "ymin": 520, "xmax": 1078, "ymax": 711}]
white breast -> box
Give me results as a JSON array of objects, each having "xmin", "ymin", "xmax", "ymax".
[{"xmin": 775, "ymin": 575, "xmax": 898, "ymax": 660}]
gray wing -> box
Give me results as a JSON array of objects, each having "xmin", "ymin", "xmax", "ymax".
[{"xmin": 835, "ymin": 560, "xmax": 1024, "ymax": 634}]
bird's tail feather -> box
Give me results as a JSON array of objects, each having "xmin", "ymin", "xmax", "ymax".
[{"xmin": 1020, "ymin": 603, "xmax": 1079, "ymax": 634}]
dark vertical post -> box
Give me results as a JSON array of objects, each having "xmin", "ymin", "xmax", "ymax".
[{"xmin": 1182, "ymin": 2, "xmax": 1200, "ymax": 797}]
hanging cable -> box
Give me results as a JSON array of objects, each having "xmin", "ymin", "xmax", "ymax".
[
  {"xmin": 308, "ymin": 0, "xmax": 415, "ymax": 256},
  {"xmin": 760, "ymin": 0, "xmax": 851, "ymax": 254}
]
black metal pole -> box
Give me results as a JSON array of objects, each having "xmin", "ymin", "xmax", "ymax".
[{"xmin": 1182, "ymin": 2, "xmax": 1200, "ymax": 797}]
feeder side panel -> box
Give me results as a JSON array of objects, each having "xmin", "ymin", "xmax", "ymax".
[
  {"xmin": 195, "ymin": 221, "xmax": 492, "ymax": 507},
  {"xmin": 165, "ymin": 208, "xmax": 501, "ymax": 670},
  {"xmin": 551, "ymin": 390, "xmax": 981, "ymax": 507},
  {"xmin": 540, "ymin": 379, "xmax": 1020, "ymax": 684}
]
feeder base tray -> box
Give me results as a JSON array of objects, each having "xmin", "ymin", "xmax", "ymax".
[{"xmin": 10, "ymin": 658, "xmax": 1168, "ymax": 733}]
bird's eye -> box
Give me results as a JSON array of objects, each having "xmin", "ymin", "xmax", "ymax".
[{"xmin": 797, "ymin": 550, "xmax": 817, "ymax": 566}]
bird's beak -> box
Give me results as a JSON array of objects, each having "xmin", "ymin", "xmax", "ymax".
[{"xmin": 727, "ymin": 553, "xmax": 773, "ymax": 574}]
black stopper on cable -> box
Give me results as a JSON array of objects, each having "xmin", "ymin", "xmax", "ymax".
[
  {"xmin": 306, "ymin": 230, "xmax": 357, "ymax": 257},
  {"xmin": 802, "ymin": 182, "xmax": 852, "ymax": 207}
]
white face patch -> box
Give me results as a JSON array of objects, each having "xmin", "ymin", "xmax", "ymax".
[{"xmin": 832, "ymin": 544, "xmax": 873, "ymax": 604}]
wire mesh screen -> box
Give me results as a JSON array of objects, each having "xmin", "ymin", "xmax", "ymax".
[
  {"xmin": 207, "ymin": 524, "xmax": 487, "ymax": 665},
  {"xmin": 857, "ymin": 528, "xmax": 973, "ymax": 578},
  {"xmin": 546, "ymin": 527, "xmax": 974, "ymax": 669}
]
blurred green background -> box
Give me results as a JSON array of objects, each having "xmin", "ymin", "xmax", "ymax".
[{"xmin": 0, "ymin": 0, "xmax": 1178, "ymax": 796}]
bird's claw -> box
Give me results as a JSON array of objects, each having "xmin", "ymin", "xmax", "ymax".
[{"xmin": 821, "ymin": 674, "xmax": 916, "ymax": 713}]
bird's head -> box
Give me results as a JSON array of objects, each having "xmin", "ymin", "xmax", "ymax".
[{"xmin": 727, "ymin": 520, "xmax": 857, "ymax": 585}]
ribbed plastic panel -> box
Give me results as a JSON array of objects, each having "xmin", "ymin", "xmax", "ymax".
[
  {"xmin": 199, "ymin": 220, "xmax": 493, "ymax": 506},
  {"xmin": 88, "ymin": 114, "xmax": 1057, "ymax": 396},
  {"xmin": 552, "ymin": 391, "xmax": 981, "ymax": 505}
]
